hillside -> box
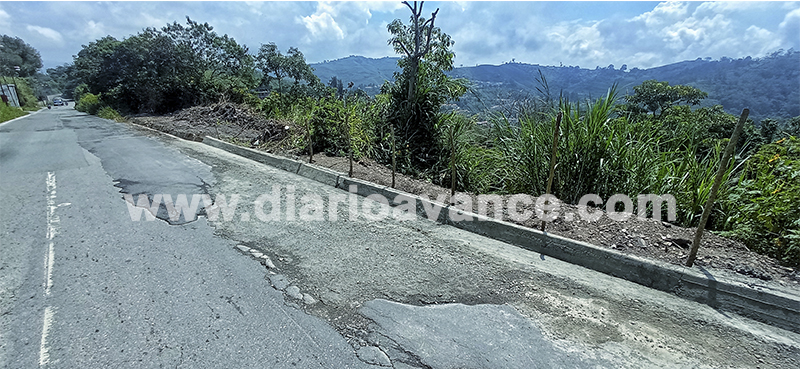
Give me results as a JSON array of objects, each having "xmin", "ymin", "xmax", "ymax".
[
  {"xmin": 311, "ymin": 55, "xmax": 400, "ymax": 93},
  {"xmin": 311, "ymin": 50, "xmax": 800, "ymax": 121}
]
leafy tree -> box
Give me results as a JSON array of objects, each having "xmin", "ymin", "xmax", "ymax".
[
  {"xmin": 255, "ymin": 43, "xmax": 320, "ymax": 97},
  {"xmin": 72, "ymin": 18, "xmax": 256, "ymax": 114},
  {"xmin": 73, "ymin": 36, "xmax": 122, "ymax": 95},
  {"xmin": 46, "ymin": 64, "xmax": 73, "ymax": 92},
  {"xmin": 383, "ymin": 1, "xmax": 468, "ymax": 173},
  {"xmin": 0, "ymin": 35, "xmax": 43, "ymax": 77},
  {"xmin": 627, "ymin": 80, "xmax": 708, "ymax": 117},
  {"xmin": 389, "ymin": 1, "xmax": 441, "ymax": 102},
  {"xmin": 784, "ymin": 116, "xmax": 800, "ymax": 137}
]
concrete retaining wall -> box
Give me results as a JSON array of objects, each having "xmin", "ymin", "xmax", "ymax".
[{"xmin": 201, "ymin": 136, "xmax": 800, "ymax": 333}]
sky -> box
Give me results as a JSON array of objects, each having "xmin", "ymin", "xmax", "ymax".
[{"xmin": 1, "ymin": 1, "xmax": 798, "ymax": 71}]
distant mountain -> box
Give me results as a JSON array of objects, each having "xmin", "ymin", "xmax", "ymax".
[
  {"xmin": 311, "ymin": 55, "xmax": 400, "ymax": 91},
  {"xmin": 311, "ymin": 50, "xmax": 800, "ymax": 121}
]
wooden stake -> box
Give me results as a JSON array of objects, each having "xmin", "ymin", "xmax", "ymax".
[
  {"xmin": 307, "ymin": 119, "xmax": 313, "ymax": 164},
  {"xmin": 391, "ymin": 124, "xmax": 397, "ymax": 188},
  {"xmin": 686, "ymin": 108, "xmax": 749, "ymax": 267},
  {"xmin": 450, "ymin": 126, "xmax": 456, "ymax": 197},
  {"xmin": 346, "ymin": 97, "xmax": 354, "ymax": 177},
  {"xmin": 542, "ymin": 112, "xmax": 562, "ymax": 232}
]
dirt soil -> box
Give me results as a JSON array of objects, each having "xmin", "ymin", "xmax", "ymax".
[{"xmin": 127, "ymin": 104, "xmax": 799, "ymax": 288}]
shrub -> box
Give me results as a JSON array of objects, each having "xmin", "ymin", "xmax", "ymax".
[
  {"xmin": 97, "ymin": 106, "xmax": 124, "ymax": 122},
  {"xmin": 76, "ymin": 93, "xmax": 102, "ymax": 115},
  {"xmin": 720, "ymin": 136, "xmax": 800, "ymax": 266}
]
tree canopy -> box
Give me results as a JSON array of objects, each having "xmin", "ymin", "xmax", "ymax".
[
  {"xmin": 255, "ymin": 43, "xmax": 320, "ymax": 96},
  {"xmin": 383, "ymin": 1, "xmax": 468, "ymax": 172},
  {"xmin": 627, "ymin": 79, "xmax": 708, "ymax": 117},
  {"xmin": 0, "ymin": 35, "xmax": 43, "ymax": 77},
  {"xmin": 72, "ymin": 17, "xmax": 256, "ymax": 114}
]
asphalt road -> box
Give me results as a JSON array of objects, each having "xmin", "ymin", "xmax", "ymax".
[
  {"xmin": 2, "ymin": 108, "xmax": 798, "ymax": 369},
  {"xmin": 0, "ymin": 108, "xmax": 371, "ymax": 368}
]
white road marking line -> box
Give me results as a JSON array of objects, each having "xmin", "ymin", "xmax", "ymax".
[
  {"xmin": 46, "ymin": 172, "xmax": 58, "ymax": 241},
  {"xmin": 44, "ymin": 172, "xmax": 58, "ymax": 293},
  {"xmin": 38, "ymin": 306, "xmax": 54, "ymax": 367},
  {"xmin": 40, "ymin": 172, "xmax": 59, "ymax": 367},
  {"xmin": 45, "ymin": 242, "xmax": 54, "ymax": 295}
]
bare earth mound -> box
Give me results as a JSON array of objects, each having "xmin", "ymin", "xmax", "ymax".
[{"xmin": 127, "ymin": 105, "xmax": 799, "ymax": 288}]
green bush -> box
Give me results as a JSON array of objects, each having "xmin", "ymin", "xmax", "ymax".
[
  {"xmin": 76, "ymin": 93, "xmax": 102, "ymax": 115},
  {"xmin": 720, "ymin": 136, "xmax": 800, "ymax": 266},
  {"xmin": 97, "ymin": 106, "xmax": 123, "ymax": 122}
]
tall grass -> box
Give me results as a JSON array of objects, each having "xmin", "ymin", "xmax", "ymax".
[
  {"xmin": 453, "ymin": 87, "xmax": 663, "ymax": 204},
  {"xmin": 0, "ymin": 103, "xmax": 27, "ymax": 123},
  {"xmin": 443, "ymin": 85, "xmax": 754, "ymax": 234}
]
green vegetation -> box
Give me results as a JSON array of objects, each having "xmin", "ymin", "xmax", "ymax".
[
  {"xmin": 72, "ymin": 17, "xmax": 256, "ymax": 114},
  {"xmin": 1, "ymin": 75, "xmax": 42, "ymax": 111},
  {"xmin": 0, "ymin": 102, "xmax": 27, "ymax": 122},
  {"xmin": 0, "ymin": 35, "xmax": 42, "ymax": 77},
  {"xmin": 75, "ymin": 93, "xmax": 102, "ymax": 115},
  {"xmin": 720, "ymin": 137, "xmax": 800, "ymax": 265},
  {"xmin": 96, "ymin": 106, "xmax": 124, "ymax": 122},
  {"xmin": 381, "ymin": 1, "xmax": 468, "ymax": 175}
]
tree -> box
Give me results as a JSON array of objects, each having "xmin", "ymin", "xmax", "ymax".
[
  {"xmin": 255, "ymin": 43, "xmax": 320, "ymax": 97},
  {"xmin": 389, "ymin": 1, "xmax": 440, "ymax": 102},
  {"xmin": 285, "ymin": 47, "xmax": 321, "ymax": 93},
  {"xmin": 72, "ymin": 18, "xmax": 256, "ymax": 113},
  {"xmin": 0, "ymin": 35, "xmax": 43, "ymax": 77},
  {"xmin": 255, "ymin": 43, "xmax": 287, "ymax": 94},
  {"xmin": 384, "ymin": 1, "xmax": 467, "ymax": 172},
  {"xmin": 46, "ymin": 64, "xmax": 80, "ymax": 98},
  {"xmin": 627, "ymin": 80, "xmax": 708, "ymax": 117},
  {"xmin": 73, "ymin": 36, "xmax": 122, "ymax": 95}
]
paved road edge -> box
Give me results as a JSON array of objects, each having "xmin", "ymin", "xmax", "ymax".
[{"xmin": 198, "ymin": 135, "xmax": 800, "ymax": 334}]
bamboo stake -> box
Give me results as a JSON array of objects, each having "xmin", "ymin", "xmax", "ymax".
[
  {"xmin": 686, "ymin": 108, "xmax": 749, "ymax": 267},
  {"xmin": 450, "ymin": 126, "xmax": 456, "ymax": 197},
  {"xmin": 307, "ymin": 119, "xmax": 313, "ymax": 164},
  {"xmin": 542, "ymin": 112, "xmax": 562, "ymax": 232},
  {"xmin": 391, "ymin": 124, "xmax": 397, "ymax": 188},
  {"xmin": 346, "ymin": 96, "xmax": 354, "ymax": 177}
]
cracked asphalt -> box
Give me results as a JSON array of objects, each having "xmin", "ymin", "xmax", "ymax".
[
  {"xmin": 0, "ymin": 109, "xmax": 369, "ymax": 368},
  {"xmin": 2, "ymin": 109, "xmax": 799, "ymax": 368}
]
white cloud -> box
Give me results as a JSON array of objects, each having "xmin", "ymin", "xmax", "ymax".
[
  {"xmin": 631, "ymin": 2, "xmax": 690, "ymax": 28},
  {"xmin": 361, "ymin": 1, "xmax": 404, "ymax": 14},
  {"xmin": 300, "ymin": 10, "xmax": 345, "ymax": 41},
  {"xmin": 548, "ymin": 21, "xmax": 607, "ymax": 61},
  {"xmin": 26, "ymin": 25, "xmax": 63, "ymax": 43},
  {"xmin": 744, "ymin": 25, "xmax": 781, "ymax": 55},
  {"xmin": 779, "ymin": 7, "xmax": 800, "ymax": 45},
  {"xmin": 0, "ymin": 7, "xmax": 10, "ymax": 29},
  {"xmin": 84, "ymin": 21, "xmax": 106, "ymax": 41}
]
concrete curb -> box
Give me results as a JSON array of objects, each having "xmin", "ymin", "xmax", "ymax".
[{"xmin": 201, "ymin": 136, "xmax": 800, "ymax": 333}]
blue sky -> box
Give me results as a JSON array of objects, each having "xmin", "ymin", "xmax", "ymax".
[{"xmin": 1, "ymin": 1, "xmax": 798, "ymax": 70}]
